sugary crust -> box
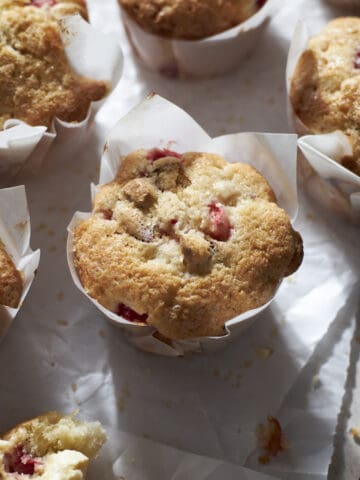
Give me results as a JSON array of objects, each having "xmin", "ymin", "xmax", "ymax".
[
  {"xmin": 0, "ymin": 0, "xmax": 88, "ymax": 19},
  {"xmin": 119, "ymin": 0, "xmax": 263, "ymax": 40},
  {"xmin": 0, "ymin": 242, "xmax": 22, "ymax": 308},
  {"xmin": 0, "ymin": 1, "xmax": 108, "ymax": 129},
  {"xmin": 290, "ymin": 17, "xmax": 360, "ymax": 176},
  {"xmin": 74, "ymin": 150, "xmax": 303, "ymax": 340}
]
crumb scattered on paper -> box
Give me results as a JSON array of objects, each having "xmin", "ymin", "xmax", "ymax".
[
  {"xmin": 57, "ymin": 290, "xmax": 64, "ymax": 302},
  {"xmin": 243, "ymin": 360, "xmax": 253, "ymax": 368},
  {"xmin": 118, "ymin": 384, "xmax": 131, "ymax": 413},
  {"xmin": 350, "ymin": 427, "xmax": 360, "ymax": 445},
  {"xmin": 57, "ymin": 319, "xmax": 68, "ymax": 327},
  {"xmin": 35, "ymin": 223, "xmax": 47, "ymax": 232},
  {"xmin": 271, "ymin": 327, "xmax": 279, "ymax": 338},
  {"xmin": 306, "ymin": 213, "xmax": 314, "ymax": 221},
  {"xmin": 312, "ymin": 375, "xmax": 322, "ymax": 390},
  {"xmin": 256, "ymin": 347, "xmax": 274, "ymax": 360},
  {"xmin": 257, "ymin": 416, "xmax": 286, "ymax": 465}
]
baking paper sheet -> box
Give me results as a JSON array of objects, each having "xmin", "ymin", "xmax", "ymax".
[
  {"xmin": 0, "ymin": 0, "xmax": 358, "ymax": 478},
  {"xmin": 0, "ymin": 13, "xmax": 123, "ymax": 180}
]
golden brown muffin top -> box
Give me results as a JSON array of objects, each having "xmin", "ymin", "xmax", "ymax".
[
  {"xmin": 0, "ymin": 0, "xmax": 108, "ymax": 129},
  {"xmin": 290, "ymin": 17, "xmax": 360, "ymax": 176},
  {"xmin": 119, "ymin": 0, "xmax": 266, "ymax": 40},
  {"xmin": 0, "ymin": 0, "xmax": 88, "ymax": 19},
  {"xmin": 74, "ymin": 149, "xmax": 303, "ymax": 340},
  {"xmin": 0, "ymin": 242, "xmax": 22, "ymax": 308}
]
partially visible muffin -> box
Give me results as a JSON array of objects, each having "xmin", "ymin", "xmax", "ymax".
[
  {"xmin": 0, "ymin": 0, "xmax": 108, "ymax": 129},
  {"xmin": 0, "ymin": 412, "xmax": 106, "ymax": 479},
  {"xmin": 324, "ymin": 0, "xmax": 360, "ymax": 7},
  {"xmin": 290, "ymin": 17, "xmax": 360, "ymax": 176},
  {"xmin": 10, "ymin": 0, "xmax": 89, "ymax": 20},
  {"xmin": 119, "ymin": 0, "xmax": 267, "ymax": 40},
  {"xmin": 73, "ymin": 149, "xmax": 303, "ymax": 340},
  {"xmin": 0, "ymin": 242, "xmax": 22, "ymax": 309}
]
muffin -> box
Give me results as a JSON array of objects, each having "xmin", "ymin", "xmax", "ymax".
[
  {"xmin": 73, "ymin": 149, "xmax": 303, "ymax": 340},
  {"xmin": 0, "ymin": 0, "xmax": 108, "ymax": 130},
  {"xmin": 0, "ymin": 241, "xmax": 22, "ymax": 309},
  {"xmin": 119, "ymin": 0, "xmax": 267, "ymax": 40},
  {"xmin": 290, "ymin": 17, "xmax": 360, "ymax": 176},
  {"xmin": 325, "ymin": 0, "xmax": 360, "ymax": 7},
  {"xmin": 0, "ymin": 412, "xmax": 106, "ymax": 479}
]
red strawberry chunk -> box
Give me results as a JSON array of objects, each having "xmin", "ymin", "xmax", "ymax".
[
  {"xmin": 30, "ymin": 0, "xmax": 56, "ymax": 6},
  {"xmin": 3, "ymin": 446, "xmax": 41, "ymax": 475},
  {"xmin": 99, "ymin": 209, "xmax": 113, "ymax": 220},
  {"xmin": 206, "ymin": 202, "xmax": 232, "ymax": 241},
  {"xmin": 117, "ymin": 303, "xmax": 148, "ymax": 323},
  {"xmin": 256, "ymin": 0, "xmax": 267, "ymax": 8},
  {"xmin": 354, "ymin": 50, "xmax": 360, "ymax": 69},
  {"xmin": 146, "ymin": 148, "xmax": 181, "ymax": 162}
]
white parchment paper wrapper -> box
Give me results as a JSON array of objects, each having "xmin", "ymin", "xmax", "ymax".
[
  {"xmin": 67, "ymin": 94, "xmax": 299, "ymax": 356},
  {"xmin": 121, "ymin": 0, "xmax": 279, "ymax": 78},
  {"xmin": 0, "ymin": 14, "xmax": 123, "ymax": 179},
  {"xmin": 286, "ymin": 21, "xmax": 360, "ymax": 224},
  {"xmin": 0, "ymin": 186, "xmax": 40, "ymax": 339}
]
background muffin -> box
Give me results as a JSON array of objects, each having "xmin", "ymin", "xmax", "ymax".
[
  {"xmin": 0, "ymin": 242, "xmax": 22, "ymax": 309},
  {"xmin": 119, "ymin": 0, "xmax": 266, "ymax": 39},
  {"xmin": 0, "ymin": 413, "xmax": 106, "ymax": 479},
  {"xmin": 0, "ymin": 0, "xmax": 108, "ymax": 129},
  {"xmin": 73, "ymin": 149, "xmax": 303, "ymax": 341},
  {"xmin": 324, "ymin": 0, "xmax": 360, "ymax": 8},
  {"xmin": 290, "ymin": 17, "xmax": 360, "ymax": 176}
]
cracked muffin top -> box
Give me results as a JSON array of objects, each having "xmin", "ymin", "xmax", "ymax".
[
  {"xmin": 118, "ymin": 0, "xmax": 267, "ymax": 40},
  {"xmin": 0, "ymin": 241, "xmax": 22, "ymax": 309},
  {"xmin": 0, "ymin": 0, "xmax": 108, "ymax": 129},
  {"xmin": 290, "ymin": 17, "xmax": 360, "ymax": 176},
  {"xmin": 0, "ymin": 412, "xmax": 106, "ymax": 479},
  {"xmin": 73, "ymin": 149, "xmax": 303, "ymax": 340}
]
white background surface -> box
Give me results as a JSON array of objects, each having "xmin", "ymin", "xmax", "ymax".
[{"xmin": 0, "ymin": 0, "xmax": 359, "ymax": 479}]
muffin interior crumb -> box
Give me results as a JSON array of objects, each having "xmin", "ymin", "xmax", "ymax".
[{"xmin": 0, "ymin": 413, "xmax": 106, "ymax": 479}]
